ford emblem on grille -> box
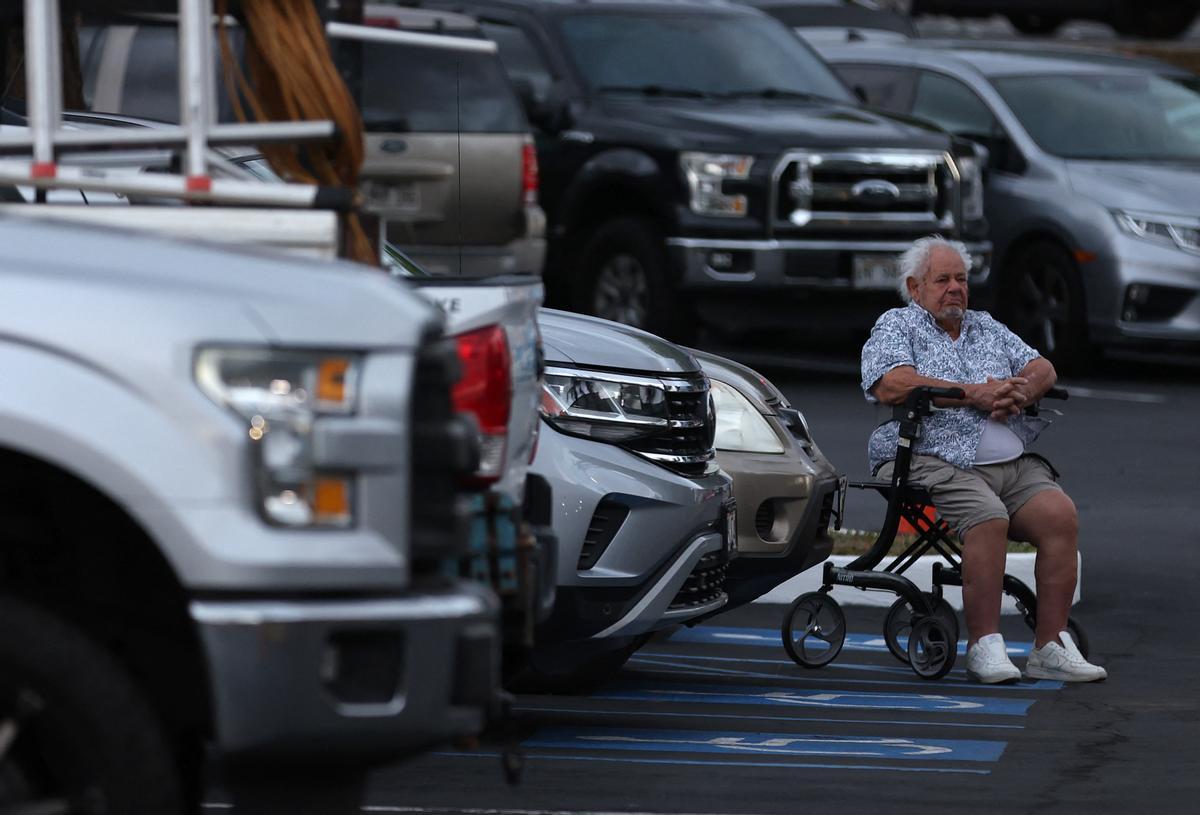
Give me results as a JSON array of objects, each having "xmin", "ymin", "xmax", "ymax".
[{"xmin": 851, "ymin": 178, "xmax": 901, "ymax": 203}]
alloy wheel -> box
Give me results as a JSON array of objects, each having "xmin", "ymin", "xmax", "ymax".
[{"xmin": 592, "ymin": 253, "xmax": 650, "ymax": 328}]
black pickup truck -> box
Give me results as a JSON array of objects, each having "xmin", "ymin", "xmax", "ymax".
[{"xmin": 410, "ymin": 0, "xmax": 991, "ymax": 340}]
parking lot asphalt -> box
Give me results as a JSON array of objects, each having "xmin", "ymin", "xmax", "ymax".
[{"xmin": 358, "ymin": 602, "xmax": 1186, "ymax": 815}]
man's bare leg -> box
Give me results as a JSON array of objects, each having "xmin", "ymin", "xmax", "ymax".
[
  {"xmin": 1010, "ymin": 490, "xmax": 1079, "ymax": 648},
  {"xmin": 961, "ymin": 518, "xmax": 1009, "ymax": 647}
]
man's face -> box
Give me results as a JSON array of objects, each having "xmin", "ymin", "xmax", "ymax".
[{"xmin": 907, "ymin": 247, "xmax": 969, "ymax": 322}]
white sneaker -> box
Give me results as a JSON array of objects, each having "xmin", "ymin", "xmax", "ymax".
[
  {"xmin": 966, "ymin": 633, "xmax": 1021, "ymax": 684},
  {"xmin": 1026, "ymin": 631, "xmax": 1107, "ymax": 682}
]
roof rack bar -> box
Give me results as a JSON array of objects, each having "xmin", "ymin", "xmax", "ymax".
[
  {"xmin": 0, "ymin": 121, "xmax": 337, "ymax": 154},
  {"xmin": 0, "ymin": 159, "xmax": 353, "ymax": 209},
  {"xmin": 179, "ymin": 0, "xmax": 214, "ymax": 188},
  {"xmin": 26, "ymin": 0, "xmax": 63, "ymax": 175},
  {"xmin": 7, "ymin": 0, "xmax": 343, "ymax": 208}
]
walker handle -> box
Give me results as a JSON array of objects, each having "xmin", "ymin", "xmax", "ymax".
[{"xmin": 924, "ymin": 386, "xmax": 965, "ymax": 401}]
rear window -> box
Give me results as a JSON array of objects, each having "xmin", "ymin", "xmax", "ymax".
[
  {"xmin": 348, "ymin": 42, "xmax": 527, "ymax": 133},
  {"xmin": 106, "ymin": 25, "xmax": 245, "ymax": 122}
]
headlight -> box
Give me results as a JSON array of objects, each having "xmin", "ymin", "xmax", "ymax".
[
  {"xmin": 956, "ymin": 155, "xmax": 985, "ymax": 222},
  {"xmin": 195, "ymin": 348, "xmax": 360, "ymax": 528},
  {"xmin": 680, "ymin": 152, "xmax": 754, "ymax": 217},
  {"xmin": 540, "ymin": 367, "xmax": 670, "ymax": 442},
  {"xmin": 710, "ymin": 380, "xmax": 784, "ymax": 454},
  {"xmin": 1114, "ymin": 210, "xmax": 1200, "ymax": 255}
]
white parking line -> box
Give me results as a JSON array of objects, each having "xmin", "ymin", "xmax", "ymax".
[
  {"xmin": 1058, "ymin": 385, "xmax": 1165, "ymax": 403},
  {"xmin": 360, "ymin": 808, "xmax": 773, "ymax": 815},
  {"xmin": 205, "ymin": 804, "xmax": 771, "ymax": 814}
]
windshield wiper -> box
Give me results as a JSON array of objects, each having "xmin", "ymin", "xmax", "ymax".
[
  {"xmin": 594, "ymin": 84, "xmax": 712, "ymax": 99},
  {"xmin": 718, "ymin": 87, "xmax": 838, "ymax": 102}
]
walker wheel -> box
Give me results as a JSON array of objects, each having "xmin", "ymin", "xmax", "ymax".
[
  {"xmin": 1021, "ymin": 614, "xmax": 1091, "ymax": 659},
  {"xmin": 907, "ymin": 615, "xmax": 957, "ymax": 679},
  {"xmin": 1066, "ymin": 617, "xmax": 1090, "ymax": 659},
  {"xmin": 781, "ymin": 591, "xmax": 846, "ymax": 668},
  {"xmin": 884, "ymin": 593, "xmax": 960, "ymax": 665}
]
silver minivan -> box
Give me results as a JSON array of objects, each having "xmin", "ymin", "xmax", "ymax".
[{"xmin": 823, "ymin": 41, "xmax": 1200, "ymax": 367}]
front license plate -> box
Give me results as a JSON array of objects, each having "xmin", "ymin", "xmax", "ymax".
[
  {"xmin": 852, "ymin": 254, "xmax": 899, "ymax": 290},
  {"xmin": 724, "ymin": 499, "xmax": 738, "ymax": 557}
]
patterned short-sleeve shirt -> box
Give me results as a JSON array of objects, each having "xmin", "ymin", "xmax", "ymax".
[{"xmin": 861, "ymin": 302, "xmax": 1047, "ymax": 472}]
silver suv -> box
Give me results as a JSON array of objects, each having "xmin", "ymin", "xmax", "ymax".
[{"xmin": 77, "ymin": 6, "xmax": 546, "ymax": 277}]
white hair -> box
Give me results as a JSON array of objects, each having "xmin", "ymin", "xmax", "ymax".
[{"xmin": 897, "ymin": 235, "xmax": 972, "ymax": 303}]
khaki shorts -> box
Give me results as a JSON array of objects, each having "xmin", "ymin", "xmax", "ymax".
[{"xmin": 877, "ymin": 453, "xmax": 1062, "ymax": 539}]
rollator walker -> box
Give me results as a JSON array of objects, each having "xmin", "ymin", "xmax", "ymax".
[{"xmin": 781, "ymin": 385, "xmax": 1089, "ymax": 680}]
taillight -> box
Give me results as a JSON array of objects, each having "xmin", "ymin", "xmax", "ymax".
[
  {"xmin": 521, "ymin": 137, "xmax": 539, "ymax": 208},
  {"xmin": 453, "ymin": 324, "xmax": 512, "ymax": 484}
]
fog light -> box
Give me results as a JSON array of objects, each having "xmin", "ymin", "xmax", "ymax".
[
  {"xmin": 705, "ymin": 249, "xmax": 751, "ymax": 275},
  {"xmin": 321, "ymin": 631, "xmax": 405, "ymax": 706},
  {"xmin": 1127, "ymin": 284, "xmax": 1150, "ymax": 305}
]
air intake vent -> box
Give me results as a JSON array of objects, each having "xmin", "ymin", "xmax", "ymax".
[
  {"xmin": 754, "ymin": 500, "xmax": 775, "ymax": 540},
  {"xmin": 578, "ymin": 498, "xmax": 630, "ymax": 570}
]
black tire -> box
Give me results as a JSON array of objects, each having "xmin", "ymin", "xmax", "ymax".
[
  {"xmin": 884, "ymin": 593, "xmax": 960, "ymax": 665},
  {"xmin": 1007, "ymin": 13, "xmax": 1063, "ymax": 34},
  {"xmin": 781, "ymin": 592, "xmax": 845, "ymax": 668},
  {"xmin": 998, "ymin": 240, "xmax": 1092, "ymax": 372},
  {"xmin": 1066, "ymin": 617, "xmax": 1090, "ymax": 660},
  {"xmin": 575, "ymin": 217, "xmax": 694, "ymax": 342},
  {"xmin": 0, "ymin": 594, "xmax": 184, "ymax": 814},
  {"xmin": 1008, "ymin": 580, "xmax": 1092, "ymax": 660},
  {"xmin": 907, "ymin": 616, "xmax": 957, "ymax": 680}
]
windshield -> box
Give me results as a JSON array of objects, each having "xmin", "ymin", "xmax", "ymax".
[
  {"xmin": 344, "ymin": 42, "xmax": 527, "ymax": 133},
  {"xmin": 994, "ymin": 73, "xmax": 1200, "ymax": 161},
  {"xmin": 556, "ymin": 11, "xmax": 853, "ymax": 102}
]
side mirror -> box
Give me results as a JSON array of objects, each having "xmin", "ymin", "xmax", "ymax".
[
  {"xmin": 511, "ymin": 77, "xmax": 570, "ymax": 134},
  {"xmin": 987, "ymin": 134, "xmax": 1026, "ymax": 175}
]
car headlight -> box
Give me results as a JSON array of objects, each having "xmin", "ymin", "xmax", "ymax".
[
  {"xmin": 956, "ymin": 155, "xmax": 984, "ymax": 222},
  {"xmin": 195, "ymin": 348, "xmax": 360, "ymax": 528},
  {"xmin": 710, "ymin": 380, "xmax": 784, "ymax": 454},
  {"xmin": 680, "ymin": 152, "xmax": 754, "ymax": 217},
  {"xmin": 1113, "ymin": 210, "xmax": 1200, "ymax": 255},
  {"xmin": 540, "ymin": 366, "xmax": 671, "ymax": 442}
]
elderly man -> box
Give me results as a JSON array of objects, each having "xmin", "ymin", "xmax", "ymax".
[{"xmin": 861, "ymin": 235, "xmax": 1106, "ymax": 684}]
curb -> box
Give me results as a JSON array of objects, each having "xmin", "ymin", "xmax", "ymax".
[{"xmin": 751, "ymin": 552, "xmax": 1082, "ymax": 614}]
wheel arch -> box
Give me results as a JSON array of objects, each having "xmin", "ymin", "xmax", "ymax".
[
  {"xmin": 558, "ymin": 149, "xmax": 673, "ymax": 243},
  {"xmin": 0, "ymin": 446, "xmax": 213, "ymax": 754},
  {"xmin": 997, "ymin": 227, "xmax": 1088, "ymax": 303}
]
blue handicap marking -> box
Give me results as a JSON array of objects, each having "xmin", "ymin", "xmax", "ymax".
[
  {"xmin": 525, "ymin": 726, "xmax": 1006, "ymax": 762},
  {"xmin": 672, "ymin": 625, "xmax": 1032, "ymax": 657},
  {"xmin": 595, "ymin": 681, "xmax": 1036, "ymax": 716}
]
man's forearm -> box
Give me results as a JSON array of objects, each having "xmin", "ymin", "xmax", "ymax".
[
  {"xmin": 1018, "ymin": 357, "xmax": 1058, "ymax": 403},
  {"xmin": 871, "ymin": 366, "xmax": 973, "ymax": 406}
]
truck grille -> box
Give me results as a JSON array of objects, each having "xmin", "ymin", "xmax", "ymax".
[
  {"xmin": 621, "ymin": 375, "xmax": 716, "ymax": 478},
  {"xmin": 410, "ymin": 336, "xmax": 476, "ymax": 568},
  {"xmin": 774, "ymin": 150, "xmax": 955, "ymax": 233}
]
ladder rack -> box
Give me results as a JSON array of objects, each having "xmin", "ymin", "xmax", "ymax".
[{"xmin": 0, "ymin": 0, "xmax": 344, "ymax": 208}]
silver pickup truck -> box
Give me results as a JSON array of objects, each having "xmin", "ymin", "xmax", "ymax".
[{"xmin": 0, "ymin": 213, "xmax": 498, "ymax": 813}]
